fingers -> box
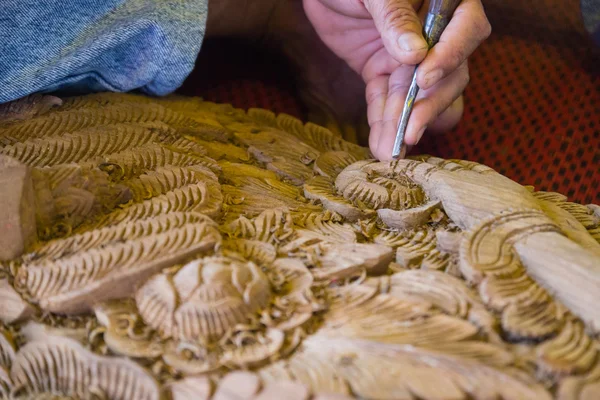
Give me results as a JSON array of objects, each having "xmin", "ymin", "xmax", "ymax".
[
  {"xmin": 362, "ymin": 0, "xmax": 428, "ymax": 65},
  {"xmin": 369, "ymin": 61, "xmax": 469, "ymax": 160},
  {"xmin": 366, "ymin": 64, "xmax": 419, "ymax": 159},
  {"xmin": 405, "ymin": 61, "xmax": 469, "ymax": 144},
  {"xmin": 427, "ymin": 95, "xmax": 464, "ymax": 133},
  {"xmin": 417, "ymin": 0, "xmax": 491, "ymax": 89}
]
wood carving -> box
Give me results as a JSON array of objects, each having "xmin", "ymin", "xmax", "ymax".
[{"xmin": 0, "ymin": 92, "xmax": 597, "ymax": 399}]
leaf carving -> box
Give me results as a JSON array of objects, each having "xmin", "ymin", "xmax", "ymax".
[
  {"xmin": 223, "ymin": 208, "xmax": 294, "ymax": 244},
  {"xmin": 16, "ymin": 222, "xmax": 221, "ymax": 314},
  {"xmin": 25, "ymin": 211, "xmax": 215, "ymax": 263},
  {"xmin": 258, "ymin": 335, "xmax": 552, "ymax": 400},
  {"xmin": 222, "ymin": 239, "xmax": 277, "ymax": 265},
  {"xmin": 375, "ymin": 229, "xmax": 453, "ymax": 271},
  {"xmin": 367, "ymin": 270, "xmax": 498, "ymax": 339},
  {"xmin": 85, "ymin": 180, "xmax": 222, "ymax": 231},
  {"xmin": 1, "ymin": 122, "xmax": 165, "ymax": 167},
  {"xmin": 236, "ymin": 128, "xmax": 319, "ymax": 185},
  {"xmin": 313, "ymin": 151, "xmax": 358, "ymax": 179},
  {"xmin": 0, "ymin": 102, "xmax": 228, "ymax": 146},
  {"xmin": 536, "ymin": 321, "xmax": 598, "ymax": 379},
  {"xmin": 304, "ymin": 176, "xmax": 369, "ymax": 221},
  {"xmin": 10, "ymin": 336, "xmax": 159, "ymax": 399},
  {"xmin": 96, "ymin": 144, "xmax": 218, "ymax": 181}
]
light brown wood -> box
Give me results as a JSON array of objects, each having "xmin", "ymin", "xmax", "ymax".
[
  {"xmin": 0, "ymin": 155, "xmax": 37, "ymax": 261},
  {"xmin": 0, "ymin": 92, "xmax": 598, "ymax": 399}
]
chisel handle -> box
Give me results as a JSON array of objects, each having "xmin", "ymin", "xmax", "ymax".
[{"xmin": 423, "ymin": 0, "xmax": 462, "ymax": 47}]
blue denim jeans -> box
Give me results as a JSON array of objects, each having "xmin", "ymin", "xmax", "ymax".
[{"xmin": 0, "ymin": 0, "xmax": 207, "ymax": 104}]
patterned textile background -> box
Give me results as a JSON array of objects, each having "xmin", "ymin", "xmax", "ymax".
[{"xmin": 178, "ymin": 0, "xmax": 600, "ymax": 204}]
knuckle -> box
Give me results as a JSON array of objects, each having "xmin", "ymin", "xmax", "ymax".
[
  {"xmin": 451, "ymin": 46, "xmax": 468, "ymax": 68},
  {"xmin": 366, "ymin": 90, "xmax": 386, "ymax": 104},
  {"xmin": 473, "ymin": 12, "xmax": 492, "ymax": 40},
  {"xmin": 365, "ymin": 80, "xmax": 388, "ymax": 104},
  {"xmin": 459, "ymin": 65, "xmax": 471, "ymax": 87},
  {"xmin": 382, "ymin": 3, "xmax": 417, "ymax": 31},
  {"xmin": 388, "ymin": 82, "xmax": 411, "ymax": 95}
]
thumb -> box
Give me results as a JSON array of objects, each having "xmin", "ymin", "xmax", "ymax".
[{"xmin": 363, "ymin": 0, "xmax": 428, "ymax": 65}]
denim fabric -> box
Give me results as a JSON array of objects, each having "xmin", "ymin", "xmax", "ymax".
[
  {"xmin": 582, "ymin": 0, "xmax": 600, "ymax": 46},
  {"xmin": 0, "ymin": 0, "xmax": 208, "ymax": 104}
]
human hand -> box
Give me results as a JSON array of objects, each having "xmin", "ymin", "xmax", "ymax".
[{"xmin": 302, "ymin": 0, "xmax": 491, "ymax": 160}]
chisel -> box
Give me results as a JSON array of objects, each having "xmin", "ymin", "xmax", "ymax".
[{"xmin": 392, "ymin": 0, "xmax": 462, "ymax": 158}]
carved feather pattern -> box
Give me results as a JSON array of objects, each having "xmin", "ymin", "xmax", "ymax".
[
  {"xmin": 85, "ymin": 180, "xmax": 222, "ymax": 231},
  {"xmin": 0, "ymin": 332, "xmax": 16, "ymax": 370},
  {"xmin": 96, "ymin": 143, "xmax": 218, "ymax": 181},
  {"xmin": 322, "ymin": 286, "xmax": 479, "ymax": 345},
  {"xmin": 313, "ymin": 151, "xmax": 358, "ymax": 179},
  {"xmin": 10, "ymin": 336, "xmax": 159, "ymax": 399},
  {"xmin": 304, "ymin": 176, "xmax": 368, "ymax": 221},
  {"xmin": 236, "ymin": 128, "xmax": 319, "ymax": 185},
  {"xmin": 17, "ymin": 223, "xmax": 220, "ymax": 313},
  {"xmin": 368, "ymin": 270, "xmax": 498, "ymax": 337},
  {"xmin": 223, "ymin": 208, "xmax": 295, "ymax": 244},
  {"xmin": 57, "ymin": 91, "xmax": 156, "ymax": 111},
  {"xmin": 125, "ymin": 166, "xmax": 209, "ymax": 202},
  {"xmin": 222, "ymin": 239, "xmax": 277, "ymax": 265},
  {"xmin": 0, "ymin": 103, "xmax": 192, "ymax": 146},
  {"xmin": 258, "ymin": 335, "xmax": 552, "ymax": 400},
  {"xmin": 25, "ymin": 212, "xmax": 215, "ymax": 263},
  {"xmin": 0, "ymin": 123, "xmax": 162, "ymax": 167},
  {"xmin": 375, "ymin": 229, "xmax": 453, "ymax": 271}
]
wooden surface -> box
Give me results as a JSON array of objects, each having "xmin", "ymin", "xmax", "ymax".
[{"xmin": 0, "ymin": 93, "xmax": 598, "ymax": 399}]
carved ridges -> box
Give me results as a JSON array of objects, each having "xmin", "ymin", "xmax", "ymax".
[
  {"xmin": 304, "ymin": 176, "xmax": 366, "ymax": 221},
  {"xmin": 459, "ymin": 209, "xmax": 596, "ymax": 343},
  {"xmin": 10, "ymin": 337, "xmax": 159, "ymax": 399},
  {"xmin": 235, "ymin": 128, "xmax": 319, "ymax": 185},
  {"xmin": 58, "ymin": 92, "xmax": 156, "ymax": 111},
  {"xmin": 261, "ymin": 334, "xmax": 552, "ymax": 400},
  {"xmin": 241, "ymin": 109, "xmax": 369, "ymax": 161},
  {"xmin": 223, "ymin": 208, "xmax": 294, "ymax": 244},
  {"xmin": 374, "ymin": 229, "xmax": 452, "ymax": 271},
  {"xmin": 84, "ymin": 178, "xmax": 221, "ymax": 231},
  {"xmin": 459, "ymin": 209, "xmax": 562, "ymax": 283},
  {"xmin": 0, "ymin": 123, "xmax": 164, "ymax": 168},
  {"xmin": 416, "ymin": 155, "xmax": 497, "ymax": 174},
  {"xmin": 223, "ymin": 239, "xmax": 277, "ymax": 265},
  {"xmin": 17, "ymin": 222, "xmax": 220, "ymax": 308},
  {"xmin": 324, "ymin": 288, "xmax": 478, "ymax": 345},
  {"xmin": 0, "ymin": 102, "xmax": 200, "ymax": 147},
  {"xmin": 96, "ymin": 143, "xmax": 217, "ymax": 181},
  {"xmin": 24, "ymin": 212, "xmax": 215, "ymax": 263},
  {"xmin": 136, "ymin": 257, "xmax": 271, "ymax": 342},
  {"xmin": 314, "ymin": 150, "xmax": 358, "ymax": 179},
  {"xmin": 125, "ymin": 166, "xmax": 207, "ymax": 203},
  {"xmin": 0, "ymin": 332, "xmax": 15, "ymax": 369}
]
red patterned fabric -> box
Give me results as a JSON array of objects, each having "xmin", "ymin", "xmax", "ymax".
[{"xmin": 179, "ymin": 0, "xmax": 599, "ymax": 204}]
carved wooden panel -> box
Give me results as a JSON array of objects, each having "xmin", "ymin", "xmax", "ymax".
[{"xmin": 0, "ymin": 92, "xmax": 598, "ymax": 399}]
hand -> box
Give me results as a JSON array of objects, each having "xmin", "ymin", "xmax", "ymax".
[{"xmin": 302, "ymin": 0, "xmax": 491, "ymax": 160}]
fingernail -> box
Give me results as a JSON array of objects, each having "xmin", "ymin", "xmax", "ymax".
[
  {"xmin": 415, "ymin": 126, "xmax": 427, "ymax": 144},
  {"xmin": 398, "ymin": 32, "xmax": 427, "ymax": 52},
  {"xmin": 423, "ymin": 69, "xmax": 443, "ymax": 88}
]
